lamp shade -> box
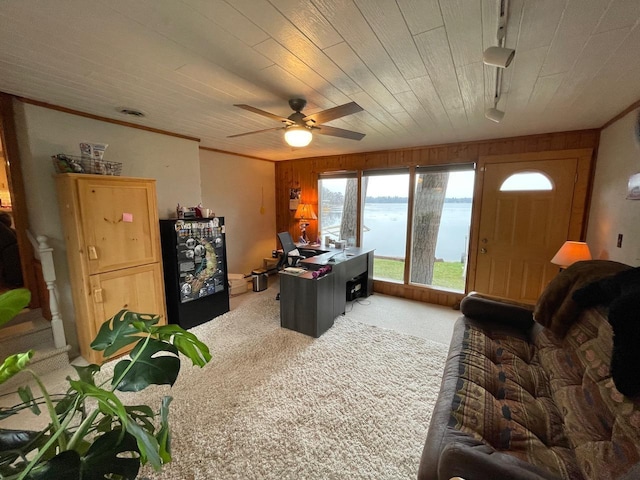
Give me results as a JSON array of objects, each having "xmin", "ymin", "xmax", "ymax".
[
  {"xmin": 294, "ymin": 203, "xmax": 317, "ymax": 221},
  {"xmin": 284, "ymin": 126, "xmax": 312, "ymax": 147},
  {"xmin": 551, "ymin": 241, "xmax": 592, "ymax": 267}
]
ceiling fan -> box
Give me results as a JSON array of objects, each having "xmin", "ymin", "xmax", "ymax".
[{"xmin": 228, "ymin": 98, "xmax": 365, "ymax": 147}]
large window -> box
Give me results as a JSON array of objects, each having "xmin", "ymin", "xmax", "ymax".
[
  {"xmin": 317, "ymin": 164, "xmax": 475, "ymax": 293},
  {"xmin": 318, "ymin": 172, "xmax": 358, "ymax": 244},
  {"xmin": 410, "ymin": 165, "xmax": 475, "ymax": 292},
  {"xmin": 361, "ymin": 169, "xmax": 410, "ymax": 282}
]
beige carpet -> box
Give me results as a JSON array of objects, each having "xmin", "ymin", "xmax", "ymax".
[
  {"xmin": 1, "ymin": 288, "xmax": 450, "ymax": 479},
  {"xmin": 114, "ymin": 289, "xmax": 449, "ymax": 479}
]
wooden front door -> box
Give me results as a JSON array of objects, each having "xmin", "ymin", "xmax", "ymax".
[{"xmin": 473, "ymin": 158, "xmax": 577, "ymax": 303}]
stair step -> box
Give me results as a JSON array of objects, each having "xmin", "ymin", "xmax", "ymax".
[
  {"xmin": 0, "ymin": 315, "xmax": 53, "ymax": 361},
  {"xmin": 0, "ymin": 344, "xmax": 71, "ymax": 394}
]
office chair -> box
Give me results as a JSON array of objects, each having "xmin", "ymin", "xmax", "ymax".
[
  {"xmin": 275, "ymin": 231, "xmax": 305, "ymax": 299},
  {"xmin": 276, "ymin": 231, "xmax": 305, "ymax": 269}
]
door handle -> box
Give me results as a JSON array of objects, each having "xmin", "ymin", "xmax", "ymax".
[
  {"xmin": 94, "ymin": 288, "xmax": 103, "ymax": 303},
  {"xmin": 88, "ymin": 245, "xmax": 98, "ymax": 260},
  {"xmin": 480, "ymin": 247, "xmax": 488, "ymax": 254}
]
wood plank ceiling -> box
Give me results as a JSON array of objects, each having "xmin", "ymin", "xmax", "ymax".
[{"xmin": 0, "ymin": 0, "xmax": 639, "ymax": 161}]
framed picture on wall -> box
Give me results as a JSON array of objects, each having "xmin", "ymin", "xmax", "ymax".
[
  {"xmin": 627, "ymin": 173, "xmax": 640, "ymax": 200},
  {"xmin": 289, "ymin": 188, "xmax": 301, "ymax": 210}
]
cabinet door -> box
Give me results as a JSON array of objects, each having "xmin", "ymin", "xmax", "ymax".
[
  {"xmin": 88, "ymin": 263, "xmax": 167, "ymax": 362},
  {"xmin": 77, "ymin": 177, "xmax": 160, "ymax": 275}
]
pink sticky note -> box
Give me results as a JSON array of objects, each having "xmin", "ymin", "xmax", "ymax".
[{"xmin": 122, "ymin": 213, "xmax": 133, "ymax": 223}]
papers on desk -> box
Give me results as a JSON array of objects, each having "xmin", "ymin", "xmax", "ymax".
[{"xmin": 283, "ymin": 267, "xmax": 306, "ymax": 274}]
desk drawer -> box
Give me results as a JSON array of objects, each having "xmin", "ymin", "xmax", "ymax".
[{"xmin": 343, "ymin": 253, "xmax": 367, "ymax": 278}]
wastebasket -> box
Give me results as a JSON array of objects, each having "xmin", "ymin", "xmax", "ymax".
[{"xmin": 251, "ymin": 269, "xmax": 268, "ymax": 292}]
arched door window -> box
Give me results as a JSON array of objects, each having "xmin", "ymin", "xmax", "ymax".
[{"xmin": 499, "ymin": 171, "xmax": 553, "ymax": 191}]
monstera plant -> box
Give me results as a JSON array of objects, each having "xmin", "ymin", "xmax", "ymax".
[{"xmin": 0, "ymin": 289, "xmax": 211, "ymax": 480}]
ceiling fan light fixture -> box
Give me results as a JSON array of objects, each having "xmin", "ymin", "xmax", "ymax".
[
  {"xmin": 284, "ymin": 126, "xmax": 312, "ymax": 147},
  {"xmin": 485, "ymin": 107, "xmax": 505, "ymax": 123},
  {"xmin": 483, "ymin": 46, "xmax": 515, "ymax": 68}
]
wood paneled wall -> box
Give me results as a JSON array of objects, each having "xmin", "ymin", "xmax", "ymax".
[{"xmin": 275, "ymin": 129, "xmax": 600, "ymax": 307}]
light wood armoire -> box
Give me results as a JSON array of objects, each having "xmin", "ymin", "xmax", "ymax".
[{"xmin": 55, "ymin": 174, "xmax": 167, "ymax": 363}]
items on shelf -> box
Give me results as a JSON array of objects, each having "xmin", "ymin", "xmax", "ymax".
[
  {"xmin": 176, "ymin": 203, "xmax": 214, "ymax": 219},
  {"xmin": 79, "ymin": 142, "xmax": 108, "ymax": 160},
  {"xmin": 51, "ymin": 153, "xmax": 122, "ymax": 176}
]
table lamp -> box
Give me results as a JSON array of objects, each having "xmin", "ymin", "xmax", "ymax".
[
  {"xmin": 294, "ymin": 204, "xmax": 317, "ymax": 244},
  {"xmin": 551, "ymin": 241, "xmax": 592, "ymax": 270}
]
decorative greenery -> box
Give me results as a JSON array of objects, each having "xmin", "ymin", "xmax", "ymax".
[{"xmin": 0, "ymin": 290, "xmax": 211, "ymax": 480}]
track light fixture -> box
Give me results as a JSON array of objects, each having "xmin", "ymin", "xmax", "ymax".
[
  {"xmin": 483, "ymin": 46, "xmax": 515, "ymax": 68},
  {"xmin": 484, "ymin": 0, "xmax": 513, "ymax": 123},
  {"xmin": 485, "ymin": 106, "xmax": 505, "ymax": 123}
]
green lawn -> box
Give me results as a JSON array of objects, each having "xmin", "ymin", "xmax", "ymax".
[{"xmin": 373, "ymin": 257, "xmax": 465, "ymax": 291}]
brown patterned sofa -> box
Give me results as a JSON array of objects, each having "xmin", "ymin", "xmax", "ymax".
[{"xmin": 418, "ymin": 260, "xmax": 640, "ymax": 480}]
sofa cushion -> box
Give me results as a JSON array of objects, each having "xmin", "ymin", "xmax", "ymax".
[
  {"xmin": 535, "ymin": 306, "xmax": 640, "ymax": 479},
  {"xmin": 443, "ymin": 318, "xmax": 581, "ymax": 479},
  {"xmin": 573, "ymin": 267, "xmax": 640, "ymax": 397},
  {"xmin": 533, "ymin": 260, "xmax": 631, "ymax": 338}
]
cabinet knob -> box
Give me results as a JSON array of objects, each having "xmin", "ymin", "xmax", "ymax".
[
  {"xmin": 94, "ymin": 288, "xmax": 103, "ymax": 303},
  {"xmin": 88, "ymin": 245, "xmax": 98, "ymax": 260}
]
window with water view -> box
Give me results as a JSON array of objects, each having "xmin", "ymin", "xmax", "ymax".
[
  {"xmin": 318, "ymin": 165, "xmax": 475, "ymax": 293},
  {"xmin": 318, "ymin": 173, "xmax": 358, "ymax": 244},
  {"xmin": 361, "ymin": 170, "xmax": 409, "ymax": 282},
  {"xmin": 410, "ymin": 166, "xmax": 475, "ymax": 292}
]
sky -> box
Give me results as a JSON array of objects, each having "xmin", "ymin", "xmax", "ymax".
[{"xmin": 322, "ymin": 171, "xmax": 476, "ymax": 198}]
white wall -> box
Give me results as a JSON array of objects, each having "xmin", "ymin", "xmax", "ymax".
[
  {"xmin": 14, "ymin": 101, "xmax": 201, "ymax": 356},
  {"xmin": 587, "ymin": 107, "xmax": 640, "ymax": 266},
  {"xmin": 199, "ymin": 150, "xmax": 276, "ymax": 276}
]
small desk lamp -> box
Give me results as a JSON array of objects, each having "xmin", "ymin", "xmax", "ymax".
[
  {"xmin": 294, "ymin": 204, "xmax": 317, "ymax": 244},
  {"xmin": 551, "ymin": 241, "xmax": 592, "ymax": 270}
]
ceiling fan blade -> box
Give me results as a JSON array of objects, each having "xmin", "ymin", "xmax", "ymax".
[
  {"xmin": 233, "ymin": 104, "xmax": 292, "ymax": 123},
  {"xmin": 315, "ymin": 125, "xmax": 365, "ymax": 141},
  {"xmin": 227, "ymin": 127, "xmax": 283, "ymax": 138},
  {"xmin": 303, "ymin": 102, "xmax": 363, "ymax": 125}
]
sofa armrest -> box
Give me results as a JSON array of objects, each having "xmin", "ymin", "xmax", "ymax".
[
  {"xmin": 438, "ymin": 439, "xmax": 560, "ymax": 480},
  {"xmin": 460, "ymin": 292, "xmax": 534, "ymax": 331}
]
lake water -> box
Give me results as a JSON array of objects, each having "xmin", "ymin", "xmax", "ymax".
[{"xmin": 359, "ymin": 203, "xmax": 472, "ymax": 262}]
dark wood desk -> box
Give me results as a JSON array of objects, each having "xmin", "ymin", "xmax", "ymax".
[{"xmin": 279, "ymin": 246, "xmax": 374, "ymax": 337}]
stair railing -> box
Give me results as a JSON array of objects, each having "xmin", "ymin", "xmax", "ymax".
[{"xmin": 27, "ymin": 231, "xmax": 67, "ymax": 349}]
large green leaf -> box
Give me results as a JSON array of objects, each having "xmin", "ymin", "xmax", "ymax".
[
  {"xmin": 90, "ymin": 310, "xmax": 159, "ymax": 358},
  {"xmin": 0, "ymin": 429, "xmax": 48, "ymax": 478},
  {"xmin": 0, "ymin": 288, "xmax": 31, "ymax": 328},
  {"xmin": 18, "ymin": 386, "xmax": 41, "ymax": 415},
  {"xmin": 154, "ymin": 324, "xmax": 212, "ymax": 367},
  {"xmin": 112, "ymin": 339, "xmax": 180, "ymax": 392},
  {"xmin": 0, "ymin": 351, "xmax": 33, "ymax": 385},
  {"xmin": 80, "ymin": 429, "xmax": 141, "ymax": 480},
  {"xmin": 0, "ymin": 428, "xmax": 41, "ymax": 452},
  {"xmin": 68, "ymin": 380, "xmax": 129, "ymax": 424},
  {"xmin": 26, "ymin": 449, "xmax": 81, "ymax": 480},
  {"xmin": 72, "ymin": 363, "xmax": 101, "ymax": 386},
  {"xmin": 125, "ymin": 421, "xmax": 162, "ymax": 470},
  {"xmin": 155, "ymin": 396, "xmax": 173, "ymax": 464},
  {"xmin": 125, "ymin": 404, "xmax": 155, "ymax": 431},
  {"xmin": 67, "ymin": 379, "xmax": 162, "ymax": 469}
]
